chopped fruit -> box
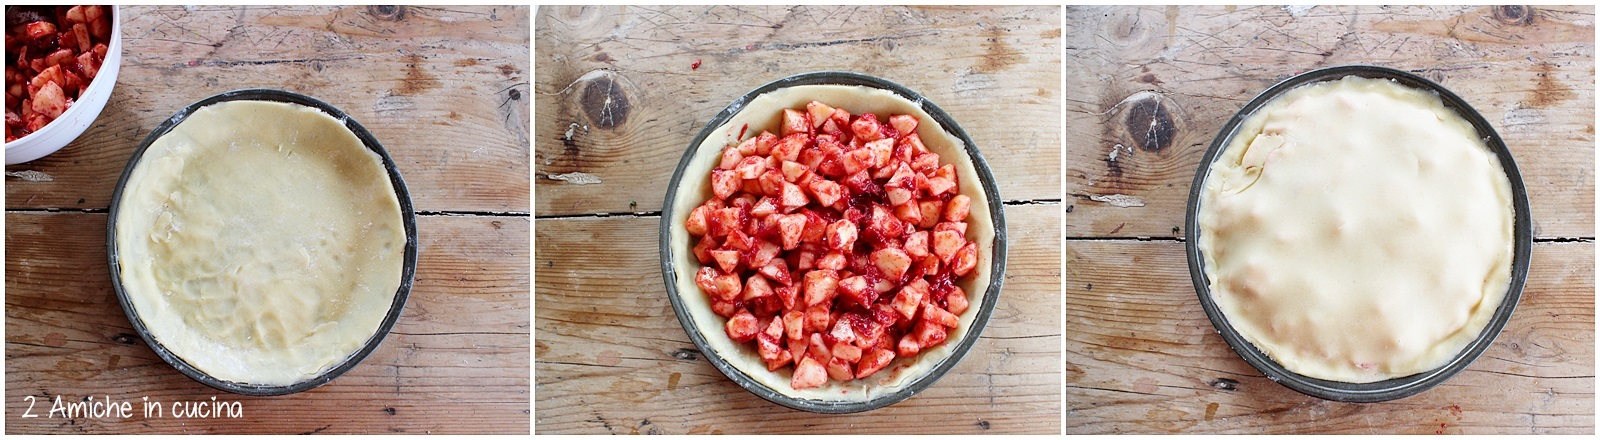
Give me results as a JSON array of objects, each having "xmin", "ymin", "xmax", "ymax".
[
  {"xmin": 825, "ymin": 219, "xmax": 857, "ymax": 251},
  {"xmin": 806, "ymin": 101, "xmax": 835, "ymax": 128},
  {"xmin": 726, "ymin": 309, "xmax": 760, "ymax": 342},
  {"xmin": 687, "ymin": 101, "xmax": 981, "ymax": 389},
  {"xmin": 933, "ymin": 230, "xmax": 966, "ymax": 264},
  {"xmin": 781, "ymin": 108, "xmax": 811, "ymax": 136},
  {"xmin": 945, "ymin": 195, "xmax": 971, "ymax": 222},
  {"xmin": 952, "ymin": 242, "xmax": 978, "ymax": 277},
  {"xmin": 945, "ymin": 285, "xmax": 969, "ymax": 315},
  {"xmin": 791, "ymin": 357, "xmax": 828, "ymax": 389}
]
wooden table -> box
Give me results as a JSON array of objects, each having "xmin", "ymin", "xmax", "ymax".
[
  {"xmin": 1065, "ymin": 5, "xmax": 1594, "ymax": 434},
  {"xmin": 535, "ymin": 6, "xmax": 1061, "ymax": 434},
  {"xmin": 5, "ymin": 6, "xmax": 530, "ymax": 434}
]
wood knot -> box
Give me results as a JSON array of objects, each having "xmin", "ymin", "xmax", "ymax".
[
  {"xmin": 1125, "ymin": 95, "xmax": 1175, "ymax": 152},
  {"xmin": 368, "ymin": 5, "xmax": 407, "ymax": 21},
  {"xmin": 1492, "ymin": 5, "xmax": 1534, "ymax": 26},
  {"xmin": 383, "ymin": 407, "xmax": 397, "ymax": 415},
  {"xmin": 671, "ymin": 348, "xmax": 700, "ymax": 361},
  {"xmin": 110, "ymin": 333, "xmax": 139, "ymax": 345},
  {"xmin": 1207, "ymin": 378, "xmax": 1240, "ymax": 391},
  {"xmin": 581, "ymin": 72, "xmax": 632, "ymax": 130}
]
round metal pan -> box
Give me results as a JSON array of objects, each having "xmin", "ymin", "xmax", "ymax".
[
  {"xmin": 1184, "ymin": 65, "xmax": 1533, "ymax": 402},
  {"xmin": 106, "ymin": 88, "xmax": 419, "ymax": 396},
  {"xmin": 659, "ymin": 71, "xmax": 1007, "ymax": 413}
]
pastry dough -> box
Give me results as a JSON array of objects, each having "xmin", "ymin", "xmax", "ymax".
[
  {"xmin": 1198, "ymin": 76, "xmax": 1513, "ymax": 383},
  {"xmin": 116, "ymin": 100, "xmax": 406, "ymax": 386},
  {"xmin": 669, "ymin": 85, "xmax": 995, "ymax": 402}
]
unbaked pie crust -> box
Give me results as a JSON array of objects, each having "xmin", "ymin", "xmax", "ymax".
[
  {"xmin": 116, "ymin": 100, "xmax": 405, "ymax": 386},
  {"xmin": 1198, "ymin": 76, "xmax": 1513, "ymax": 383}
]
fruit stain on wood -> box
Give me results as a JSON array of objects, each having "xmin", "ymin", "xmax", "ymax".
[{"xmin": 396, "ymin": 53, "xmax": 440, "ymax": 96}]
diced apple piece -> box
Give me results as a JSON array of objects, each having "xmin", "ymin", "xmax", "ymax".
[
  {"xmin": 893, "ymin": 201, "xmax": 922, "ymax": 226},
  {"xmin": 889, "ymin": 114, "xmax": 918, "ymax": 135},
  {"xmin": 829, "ymin": 317, "xmax": 858, "ymax": 345},
  {"xmin": 927, "ymin": 176, "xmax": 957, "ymax": 196},
  {"xmin": 771, "ymin": 133, "xmax": 807, "ymax": 162},
  {"xmin": 809, "ymin": 179, "xmax": 843, "ymax": 207},
  {"xmin": 724, "ymin": 229, "xmax": 755, "ymax": 251},
  {"xmin": 933, "ymin": 230, "xmax": 966, "ymax": 264},
  {"xmin": 751, "ymin": 240, "xmax": 781, "ymax": 268},
  {"xmin": 805, "ymin": 304, "xmax": 832, "ymax": 333},
  {"xmin": 800, "ymin": 212, "xmax": 829, "ymax": 244},
  {"xmin": 759, "ymin": 259, "xmax": 792, "ymax": 285},
  {"xmin": 742, "ymin": 274, "xmax": 775, "ymax": 301},
  {"xmin": 693, "ymin": 235, "xmax": 718, "ymax": 263},
  {"xmin": 832, "ymin": 342, "xmax": 863, "ymax": 364},
  {"xmin": 825, "ymin": 219, "xmax": 857, "ymax": 251},
  {"xmin": 791, "ymin": 357, "xmax": 828, "ymax": 389},
  {"xmin": 935, "ymin": 221, "xmax": 968, "ymax": 236},
  {"xmin": 897, "ymin": 333, "xmax": 922, "ymax": 358},
  {"xmin": 890, "ymin": 286, "xmax": 925, "ymax": 323},
  {"xmin": 923, "ymin": 303, "xmax": 959, "ymax": 328},
  {"xmin": 757, "ymin": 169, "xmax": 786, "ymax": 197},
  {"xmin": 711, "ymin": 300, "xmax": 738, "ymax": 318},
  {"xmin": 856, "ymin": 348, "xmax": 895, "ymax": 378},
  {"xmin": 781, "ymin": 108, "xmax": 811, "ymax": 136},
  {"xmin": 837, "ymin": 275, "xmax": 875, "ymax": 307},
  {"xmin": 917, "ymin": 200, "xmax": 944, "ymax": 229},
  {"xmin": 913, "ymin": 319, "xmax": 948, "ymax": 347},
  {"xmin": 868, "ymin": 205, "xmax": 905, "ymax": 241},
  {"xmin": 695, "ymin": 266, "xmax": 720, "ymax": 294},
  {"xmin": 826, "ymin": 356, "xmax": 855, "ymax": 381},
  {"xmin": 945, "ymin": 194, "xmax": 971, "ymax": 222},
  {"xmin": 776, "ymin": 214, "xmax": 806, "ymax": 250},
  {"xmin": 919, "ymin": 254, "xmax": 942, "ymax": 277},
  {"xmin": 712, "ymin": 272, "xmax": 743, "ymax": 302},
  {"xmin": 711, "ymin": 169, "xmax": 740, "ymax": 200},
  {"xmin": 901, "ymin": 131, "xmax": 928, "ymax": 155},
  {"xmin": 775, "ymin": 283, "xmax": 798, "ymax": 310},
  {"xmin": 754, "ymin": 131, "xmax": 778, "ymax": 156},
  {"xmin": 952, "ymin": 242, "xmax": 978, "ymax": 277},
  {"xmin": 726, "ymin": 309, "xmax": 760, "ymax": 343},
  {"xmin": 780, "ymin": 161, "xmax": 809, "ymax": 182},
  {"xmin": 885, "ymin": 164, "xmax": 917, "ymax": 206},
  {"xmin": 904, "ymin": 231, "xmax": 930, "ymax": 260},
  {"xmin": 911, "ymin": 152, "xmax": 940, "ymax": 173},
  {"xmin": 817, "ymin": 251, "xmax": 847, "ymax": 270},
  {"xmin": 806, "ymin": 101, "xmax": 835, "ymax": 128},
  {"xmin": 841, "ymin": 148, "xmax": 875, "ymax": 175},
  {"xmin": 803, "ymin": 269, "xmax": 840, "ymax": 307},
  {"xmin": 763, "ymin": 339, "xmax": 794, "ymax": 371},
  {"xmin": 737, "ymin": 136, "xmax": 759, "ymax": 156},
  {"xmin": 946, "ymin": 285, "xmax": 969, "ymax": 315},
  {"xmin": 779, "ymin": 182, "xmax": 809, "ymax": 209},
  {"xmin": 783, "ymin": 310, "xmax": 805, "ymax": 340},
  {"xmin": 872, "ymin": 247, "xmax": 912, "ymax": 282},
  {"xmin": 751, "ymin": 197, "xmax": 779, "ymax": 217},
  {"xmin": 808, "ymin": 333, "xmax": 832, "ymax": 363},
  {"xmin": 710, "ymin": 249, "xmax": 740, "ymax": 273},
  {"xmin": 720, "ymin": 146, "xmax": 743, "ymax": 170},
  {"xmin": 687, "ymin": 204, "xmax": 711, "ymax": 236},
  {"xmin": 851, "ymin": 113, "xmax": 884, "ymax": 142},
  {"xmin": 866, "ymin": 138, "xmax": 895, "ymax": 170}
]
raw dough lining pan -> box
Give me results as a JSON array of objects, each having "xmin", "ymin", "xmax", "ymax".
[
  {"xmin": 107, "ymin": 89, "xmax": 418, "ymax": 396},
  {"xmin": 659, "ymin": 72, "xmax": 1007, "ymax": 413},
  {"xmin": 1184, "ymin": 65, "xmax": 1532, "ymax": 402}
]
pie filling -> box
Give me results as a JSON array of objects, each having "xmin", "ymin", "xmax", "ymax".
[
  {"xmin": 116, "ymin": 100, "xmax": 405, "ymax": 386},
  {"xmin": 1198, "ymin": 76, "xmax": 1513, "ymax": 383},
  {"xmin": 670, "ymin": 85, "xmax": 994, "ymax": 401}
]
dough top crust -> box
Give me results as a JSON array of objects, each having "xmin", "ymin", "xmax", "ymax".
[
  {"xmin": 1198, "ymin": 76, "xmax": 1514, "ymax": 383},
  {"xmin": 116, "ymin": 100, "xmax": 406, "ymax": 386},
  {"xmin": 668, "ymin": 84, "xmax": 995, "ymax": 402}
]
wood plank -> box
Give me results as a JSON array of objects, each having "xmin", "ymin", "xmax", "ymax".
[
  {"xmin": 1064, "ymin": 239, "xmax": 1594, "ymax": 434},
  {"xmin": 1065, "ymin": 5, "xmax": 1594, "ymax": 239},
  {"xmin": 534, "ymin": 5, "xmax": 1062, "ymax": 216},
  {"xmin": 534, "ymin": 203, "xmax": 1062, "ymax": 434},
  {"xmin": 4, "ymin": 6, "xmax": 531, "ymax": 214},
  {"xmin": 5, "ymin": 213, "xmax": 531, "ymax": 434}
]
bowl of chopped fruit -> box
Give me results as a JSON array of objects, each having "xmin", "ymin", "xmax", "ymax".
[
  {"xmin": 660, "ymin": 71, "xmax": 1006, "ymax": 413},
  {"xmin": 5, "ymin": 5, "xmax": 120, "ymax": 165}
]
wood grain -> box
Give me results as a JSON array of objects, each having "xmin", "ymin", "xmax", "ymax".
[
  {"xmin": 1065, "ymin": 240, "xmax": 1594, "ymax": 434},
  {"xmin": 4, "ymin": 5, "xmax": 531, "ymax": 214},
  {"xmin": 5, "ymin": 213, "xmax": 530, "ymax": 434},
  {"xmin": 534, "ymin": 203, "xmax": 1062, "ymax": 434},
  {"xmin": 535, "ymin": 5, "xmax": 1062, "ymax": 216},
  {"xmin": 1065, "ymin": 5, "xmax": 1594, "ymax": 239}
]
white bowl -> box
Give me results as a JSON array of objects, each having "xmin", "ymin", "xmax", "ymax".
[{"xmin": 5, "ymin": 6, "xmax": 122, "ymax": 165}]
